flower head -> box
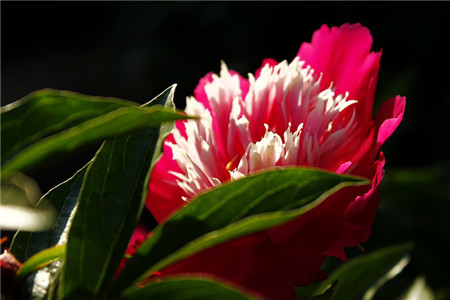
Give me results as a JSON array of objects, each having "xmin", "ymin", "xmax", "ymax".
[{"xmin": 138, "ymin": 23, "xmax": 405, "ymax": 299}]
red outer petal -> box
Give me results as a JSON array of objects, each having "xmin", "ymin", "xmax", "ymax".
[
  {"xmin": 359, "ymin": 95, "xmax": 406, "ymax": 166},
  {"xmin": 297, "ymin": 23, "xmax": 382, "ymax": 121},
  {"xmin": 374, "ymin": 96, "xmax": 406, "ymax": 152},
  {"xmin": 146, "ymin": 137, "xmax": 188, "ymax": 223},
  {"xmin": 116, "ymin": 223, "xmax": 152, "ymax": 278}
]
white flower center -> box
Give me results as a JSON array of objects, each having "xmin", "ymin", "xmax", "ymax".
[{"xmin": 167, "ymin": 58, "xmax": 361, "ymax": 200}]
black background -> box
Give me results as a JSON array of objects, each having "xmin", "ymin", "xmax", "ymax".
[{"xmin": 2, "ymin": 2, "xmax": 450, "ymax": 299}]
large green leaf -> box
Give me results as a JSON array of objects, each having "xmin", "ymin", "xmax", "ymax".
[
  {"xmin": 121, "ymin": 275, "xmax": 261, "ymax": 300},
  {"xmin": 59, "ymin": 85, "xmax": 180, "ymax": 299},
  {"xmin": 296, "ymin": 243, "xmax": 413, "ymax": 300},
  {"xmin": 0, "ymin": 89, "xmax": 188, "ymax": 179},
  {"xmin": 112, "ymin": 168, "xmax": 368, "ymax": 296}
]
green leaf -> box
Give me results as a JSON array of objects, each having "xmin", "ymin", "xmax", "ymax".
[
  {"xmin": 296, "ymin": 243, "xmax": 413, "ymax": 300},
  {"xmin": 113, "ymin": 168, "xmax": 368, "ymax": 295},
  {"xmin": 1, "ymin": 89, "xmax": 188, "ymax": 179},
  {"xmin": 1, "ymin": 89, "xmax": 131, "ymax": 162},
  {"xmin": 299, "ymin": 281, "xmax": 337, "ymax": 300},
  {"xmin": 10, "ymin": 165, "xmax": 87, "ymax": 262},
  {"xmin": 16, "ymin": 245, "xmax": 66, "ymax": 282},
  {"xmin": 120, "ymin": 275, "xmax": 261, "ymax": 300},
  {"xmin": 59, "ymin": 85, "xmax": 180, "ymax": 299},
  {"xmin": 396, "ymin": 276, "xmax": 435, "ymax": 300}
]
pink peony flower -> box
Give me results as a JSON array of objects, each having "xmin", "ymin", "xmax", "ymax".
[{"xmin": 134, "ymin": 23, "xmax": 405, "ymax": 299}]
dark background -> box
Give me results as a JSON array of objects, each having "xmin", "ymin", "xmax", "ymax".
[{"xmin": 2, "ymin": 2, "xmax": 450, "ymax": 299}]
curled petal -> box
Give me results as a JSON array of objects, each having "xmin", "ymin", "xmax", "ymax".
[{"xmin": 375, "ymin": 96, "xmax": 406, "ymax": 151}]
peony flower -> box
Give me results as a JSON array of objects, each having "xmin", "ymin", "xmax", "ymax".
[{"xmin": 133, "ymin": 23, "xmax": 405, "ymax": 299}]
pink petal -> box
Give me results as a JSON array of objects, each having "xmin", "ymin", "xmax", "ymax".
[
  {"xmin": 297, "ymin": 23, "xmax": 382, "ymax": 121},
  {"xmin": 255, "ymin": 58, "xmax": 278, "ymax": 79},
  {"xmin": 336, "ymin": 161, "xmax": 352, "ymax": 174},
  {"xmin": 193, "ymin": 67, "xmax": 249, "ymax": 162},
  {"xmin": 374, "ymin": 95, "xmax": 406, "ymax": 151},
  {"xmin": 146, "ymin": 141, "xmax": 188, "ymax": 223},
  {"xmin": 194, "ymin": 72, "xmax": 214, "ymax": 111},
  {"xmin": 233, "ymin": 69, "xmax": 250, "ymax": 99},
  {"xmin": 341, "ymin": 153, "xmax": 385, "ymax": 246}
]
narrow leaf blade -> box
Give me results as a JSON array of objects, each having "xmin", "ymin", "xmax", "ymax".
[{"xmin": 59, "ymin": 85, "xmax": 180, "ymax": 299}]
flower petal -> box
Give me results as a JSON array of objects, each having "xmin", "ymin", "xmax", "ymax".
[
  {"xmin": 374, "ymin": 95, "xmax": 406, "ymax": 152},
  {"xmin": 146, "ymin": 140, "xmax": 188, "ymax": 223},
  {"xmin": 297, "ymin": 23, "xmax": 382, "ymax": 121}
]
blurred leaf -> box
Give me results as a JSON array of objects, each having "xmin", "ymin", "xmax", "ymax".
[
  {"xmin": 112, "ymin": 168, "xmax": 368, "ymax": 296},
  {"xmin": 396, "ymin": 276, "xmax": 435, "ymax": 300},
  {"xmin": 0, "ymin": 172, "xmax": 56, "ymax": 231},
  {"xmin": 1, "ymin": 172, "xmax": 42, "ymax": 205},
  {"xmin": 121, "ymin": 275, "xmax": 261, "ymax": 300},
  {"xmin": 16, "ymin": 245, "xmax": 65, "ymax": 282},
  {"xmin": 0, "ymin": 205, "xmax": 56, "ymax": 232},
  {"xmin": 59, "ymin": 85, "xmax": 180, "ymax": 299},
  {"xmin": 296, "ymin": 243, "xmax": 412, "ymax": 300},
  {"xmin": 1, "ymin": 88, "xmax": 188, "ymax": 179},
  {"xmin": 10, "ymin": 166, "xmax": 86, "ymax": 262}
]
